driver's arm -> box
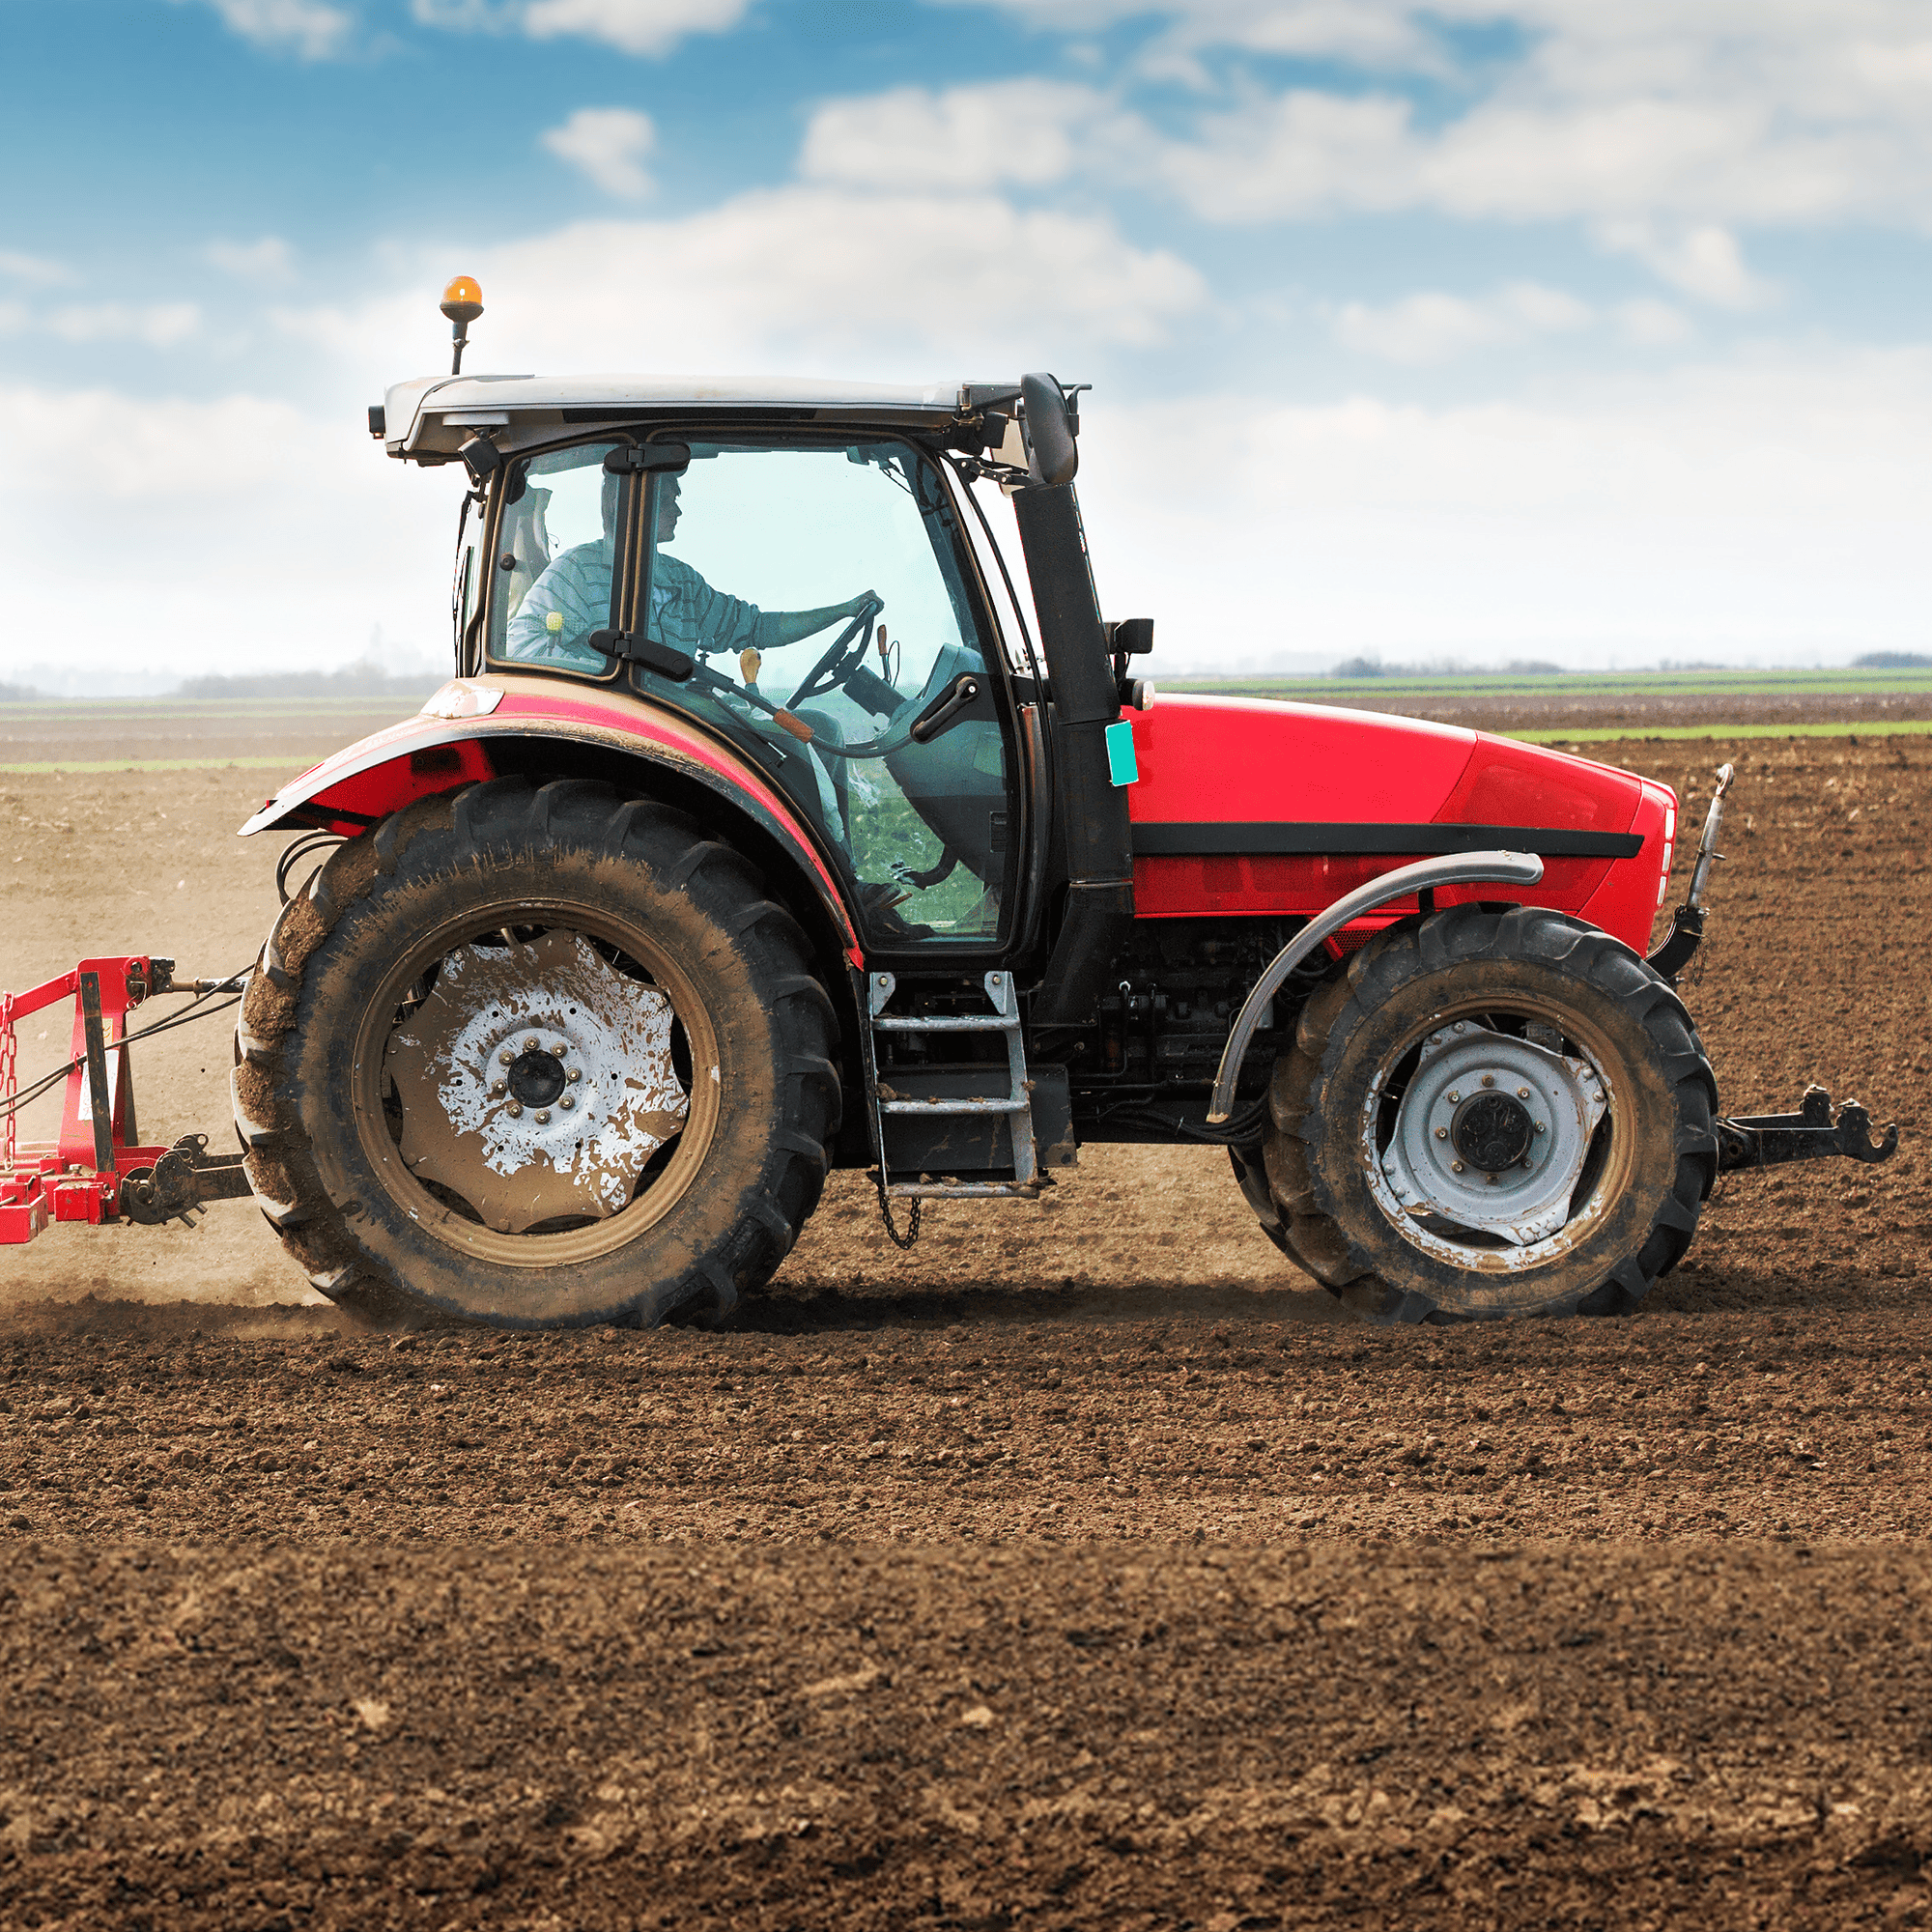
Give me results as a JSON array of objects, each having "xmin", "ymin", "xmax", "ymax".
[
  {"xmin": 653, "ymin": 555, "xmax": 873, "ymax": 657},
  {"xmin": 753, "ymin": 593, "xmax": 876, "ymax": 648}
]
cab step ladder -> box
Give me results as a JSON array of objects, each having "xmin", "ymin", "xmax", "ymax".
[{"xmin": 862, "ymin": 970, "xmax": 1043, "ymax": 1200}]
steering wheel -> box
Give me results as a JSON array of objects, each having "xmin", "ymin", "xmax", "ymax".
[{"xmin": 786, "ymin": 596, "xmax": 882, "ymax": 710}]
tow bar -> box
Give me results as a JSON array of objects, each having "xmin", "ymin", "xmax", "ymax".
[{"xmin": 0, "ymin": 954, "xmax": 251, "ymax": 1243}]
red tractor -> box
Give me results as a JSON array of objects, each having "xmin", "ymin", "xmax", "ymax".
[{"xmin": 0, "ymin": 280, "xmax": 1896, "ymax": 1324}]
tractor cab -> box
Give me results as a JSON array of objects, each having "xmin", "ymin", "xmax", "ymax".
[{"xmin": 377, "ymin": 366, "xmax": 1072, "ymax": 970}]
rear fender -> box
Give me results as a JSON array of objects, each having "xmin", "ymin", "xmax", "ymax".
[{"xmin": 239, "ymin": 676, "xmax": 862, "ymax": 962}]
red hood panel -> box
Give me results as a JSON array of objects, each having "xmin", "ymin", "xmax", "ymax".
[
  {"xmin": 1125, "ymin": 694, "xmax": 1666, "ymax": 954},
  {"xmin": 1127, "ymin": 694, "xmax": 1477, "ymax": 824}
]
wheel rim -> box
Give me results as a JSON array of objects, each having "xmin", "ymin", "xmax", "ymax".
[
  {"xmin": 1362, "ymin": 1002, "xmax": 1628, "ymax": 1273},
  {"xmin": 350, "ymin": 901, "xmax": 722, "ymax": 1269}
]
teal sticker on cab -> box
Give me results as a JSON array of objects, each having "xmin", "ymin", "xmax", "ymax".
[{"xmin": 1104, "ymin": 717, "xmax": 1139, "ymax": 786}]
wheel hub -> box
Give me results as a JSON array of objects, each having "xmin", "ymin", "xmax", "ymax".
[
  {"xmin": 507, "ymin": 1048, "xmax": 566, "ymax": 1108},
  {"xmin": 384, "ymin": 929, "xmax": 690, "ymax": 1234},
  {"xmin": 1377, "ymin": 1019, "xmax": 1607, "ymax": 1244},
  {"xmin": 1452, "ymin": 1090, "xmax": 1533, "ymax": 1172}
]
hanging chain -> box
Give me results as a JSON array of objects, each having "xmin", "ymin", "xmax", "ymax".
[{"xmin": 873, "ymin": 1167, "xmax": 922, "ymax": 1249}]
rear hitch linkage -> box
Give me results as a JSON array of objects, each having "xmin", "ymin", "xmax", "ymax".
[{"xmin": 1714, "ymin": 1084, "xmax": 1898, "ymax": 1175}]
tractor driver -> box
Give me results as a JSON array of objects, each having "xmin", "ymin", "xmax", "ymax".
[{"xmin": 504, "ymin": 470, "xmax": 874, "ymax": 673}]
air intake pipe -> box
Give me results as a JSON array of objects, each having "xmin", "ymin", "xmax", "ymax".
[{"xmin": 1011, "ymin": 374, "xmax": 1136, "ymax": 1027}]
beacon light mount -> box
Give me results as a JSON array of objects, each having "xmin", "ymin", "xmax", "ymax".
[{"xmin": 440, "ymin": 274, "xmax": 484, "ymax": 376}]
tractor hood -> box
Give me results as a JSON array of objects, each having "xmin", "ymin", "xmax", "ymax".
[{"xmin": 1122, "ymin": 694, "xmax": 1676, "ymax": 955}]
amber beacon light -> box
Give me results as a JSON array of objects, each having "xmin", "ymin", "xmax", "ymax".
[{"xmin": 440, "ymin": 275, "xmax": 484, "ymax": 374}]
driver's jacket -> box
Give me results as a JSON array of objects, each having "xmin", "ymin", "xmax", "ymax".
[{"xmin": 505, "ymin": 540, "xmax": 784, "ymax": 668}]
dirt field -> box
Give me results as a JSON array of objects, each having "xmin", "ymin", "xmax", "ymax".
[{"xmin": 4, "ymin": 704, "xmax": 1932, "ymax": 1927}]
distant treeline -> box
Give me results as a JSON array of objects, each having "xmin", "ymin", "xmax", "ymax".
[
  {"xmin": 0, "ymin": 680, "xmax": 38, "ymax": 701},
  {"xmin": 1330, "ymin": 655, "xmax": 1562, "ymax": 679},
  {"xmin": 173, "ymin": 659, "xmax": 444, "ymax": 700},
  {"xmin": 1852, "ymin": 651, "xmax": 1932, "ymax": 669}
]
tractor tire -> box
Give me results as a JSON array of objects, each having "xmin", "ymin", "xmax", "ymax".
[
  {"xmin": 1260, "ymin": 903, "xmax": 1717, "ymax": 1323},
  {"xmin": 232, "ymin": 778, "xmax": 841, "ymax": 1330}
]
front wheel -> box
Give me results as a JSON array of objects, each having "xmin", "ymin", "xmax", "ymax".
[
  {"xmin": 232, "ymin": 778, "xmax": 841, "ymax": 1329},
  {"xmin": 1262, "ymin": 904, "xmax": 1717, "ymax": 1322}
]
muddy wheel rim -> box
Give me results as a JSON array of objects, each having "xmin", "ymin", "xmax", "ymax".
[
  {"xmin": 349, "ymin": 899, "xmax": 721, "ymax": 1269},
  {"xmin": 1361, "ymin": 998, "xmax": 1631, "ymax": 1274}
]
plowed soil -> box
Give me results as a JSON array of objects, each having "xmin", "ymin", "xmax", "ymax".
[{"xmin": 4, "ymin": 719, "xmax": 1932, "ymax": 1928}]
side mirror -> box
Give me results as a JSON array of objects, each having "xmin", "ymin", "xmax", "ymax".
[
  {"xmin": 606, "ymin": 441, "xmax": 692, "ymax": 474},
  {"xmin": 458, "ymin": 435, "xmax": 500, "ymax": 487},
  {"xmin": 1020, "ymin": 373, "xmax": 1078, "ymax": 488}
]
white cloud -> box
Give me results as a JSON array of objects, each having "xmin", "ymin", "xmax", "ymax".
[
  {"xmin": 1078, "ymin": 347, "xmax": 1932, "ymax": 667},
  {"xmin": 0, "ymin": 384, "xmax": 453, "ymax": 681},
  {"xmin": 1614, "ymin": 298, "xmax": 1694, "ymax": 347},
  {"xmin": 178, "ymin": 0, "xmax": 354, "ymax": 59},
  {"xmin": 801, "ymin": 81, "xmax": 1116, "ymax": 191},
  {"xmin": 45, "ymin": 302, "xmax": 201, "ymax": 347},
  {"xmin": 206, "ymin": 236, "xmax": 298, "ymax": 282},
  {"xmin": 542, "ymin": 107, "xmax": 657, "ymax": 199},
  {"xmin": 411, "ymin": 0, "xmax": 747, "ymax": 52},
  {"xmin": 1596, "ymin": 220, "xmax": 1778, "ymax": 309},
  {"xmin": 917, "ymin": 3, "xmax": 1932, "ymax": 237},
  {"xmin": 1331, "ymin": 283, "xmax": 1591, "ymax": 364},
  {"xmin": 285, "ymin": 185, "xmax": 1206, "ymax": 378},
  {"xmin": 0, "ymin": 249, "xmax": 71, "ymax": 287},
  {"xmin": 520, "ymin": 0, "xmax": 749, "ymax": 56},
  {"xmin": 6, "ymin": 301, "xmax": 202, "ymax": 348}
]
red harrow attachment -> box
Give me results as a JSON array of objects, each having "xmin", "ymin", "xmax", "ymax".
[{"xmin": 0, "ymin": 955, "xmax": 250, "ymax": 1244}]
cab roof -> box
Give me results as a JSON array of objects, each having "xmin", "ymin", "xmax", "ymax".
[{"xmin": 382, "ymin": 370, "xmax": 1000, "ymax": 462}]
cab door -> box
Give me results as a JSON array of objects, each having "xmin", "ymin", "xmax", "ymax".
[{"xmin": 623, "ymin": 437, "xmax": 1026, "ymax": 953}]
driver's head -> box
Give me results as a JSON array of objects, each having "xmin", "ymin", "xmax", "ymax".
[{"xmin": 654, "ymin": 475, "xmax": 683, "ymax": 544}]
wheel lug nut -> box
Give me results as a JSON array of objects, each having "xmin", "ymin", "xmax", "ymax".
[
  {"xmin": 535, "ymin": 1109, "xmax": 551, "ymax": 1124},
  {"xmin": 560, "ymin": 1095, "xmax": 575, "ymax": 1111},
  {"xmin": 490, "ymin": 1080, "xmax": 506, "ymax": 1097},
  {"xmin": 1480, "ymin": 1074, "xmax": 1495, "ymax": 1088},
  {"xmin": 1533, "ymin": 1122, "xmax": 1547, "ymax": 1134},
  {"xmin": 1518, "ymin": 1087, "xmax": 1530, "ymax": 1098},
  {"xmin": 498, "ymin": 1049, "xmax": 513, "ymax": 1065},
  {"xmin": 506, "ymin": 1100, "xmax": 523, "ymax": 1119},
  {"xmin": 1446, "ymin": 1090, "xmax": 1460, "ymax": 1102},
  {"xmin": 1451, "ymin": 1160, "xmax": 1465, "ymax": 1174},
  {"xmin": 1435, "ymin": 1126, "xmax": 1448, "ymax": 1140},
  {"xmin": 566, "ymin": 1066, "xmax": 582, "ymax": 1083},
  {"xmin": 525, "ymin": 1037, "xmax": 540, "ymax": 1052}
]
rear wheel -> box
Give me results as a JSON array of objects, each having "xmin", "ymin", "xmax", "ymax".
[
  {"xmin": 1261, "ymin": 904, "xmax": 1717, "ymax": 1322},
  {"xmin": 233, "ymin": 778, "xmax": 841, "ymax": 1329}
]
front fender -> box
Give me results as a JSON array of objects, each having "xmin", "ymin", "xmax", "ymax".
[{"xmin": 240, "ymin": 674, "xmax": 861, "ymax": 956}]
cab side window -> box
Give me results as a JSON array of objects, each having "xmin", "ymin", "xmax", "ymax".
[
  {"xmin": 628, "ymin": 441, "xmax": 1013, "ymax": 947},
  {"xmin": 486, "ymin": 441, "xmax": 624, "ymax": 675}
]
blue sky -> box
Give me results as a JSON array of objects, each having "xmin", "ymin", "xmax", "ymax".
[{"xmin": 6, "ymin": 0, "xmax": 1932, "ymax": 687}]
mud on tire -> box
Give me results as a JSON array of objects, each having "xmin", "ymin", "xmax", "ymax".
[
  {"xmin": 1262, "ymin": 903, "xmax": 1718, "ymax": 1323},
  {"xmin": 232, "ymin": 778, "xmax": 841, "ymax": 1330}
]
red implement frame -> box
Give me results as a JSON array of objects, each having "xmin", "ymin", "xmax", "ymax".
[{"xmin": 0, "ymin": 955, "xmax": 172, "ymax": 1243}]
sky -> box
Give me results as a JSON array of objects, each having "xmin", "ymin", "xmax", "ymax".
[{"xmin": 5, "ymin": 0, "xmax": 1932, "ymax": 689}]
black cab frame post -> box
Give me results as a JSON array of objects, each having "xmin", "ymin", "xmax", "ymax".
[{"xmin": 1012, "ymin": 480, "xmax": 1134, "ymax": 1026}]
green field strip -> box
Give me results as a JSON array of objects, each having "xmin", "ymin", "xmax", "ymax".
[
  {"xmin": 1502, "ymin": 721, "xmax": 1932, "ymax": 744},
  {"xmin": 1167, "ymin": 671, "xmax": 1932, "ymax": 699},
  {"xmin": 0, "ymin": 755, "xmax": 320, "ymax": 775}
]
